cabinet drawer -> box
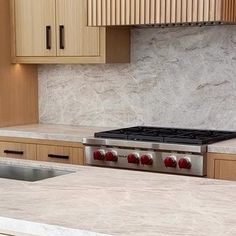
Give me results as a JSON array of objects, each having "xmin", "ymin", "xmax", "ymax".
[
  {"xmin": 37, "ymin": 145, "xmax": 84, "ymax": 165},
  {"xmin": 0, "ymin": 142, "xmax": 36, "ymax": 160}
]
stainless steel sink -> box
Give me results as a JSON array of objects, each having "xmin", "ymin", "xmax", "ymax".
[{"xmin": 0, "ymin": 164, "xmax": 73, "ymax": 182}]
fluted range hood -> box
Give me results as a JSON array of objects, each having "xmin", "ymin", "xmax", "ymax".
[{"xmin": 88, "ymin": 0, "xmax": 236, "ymax": 27}]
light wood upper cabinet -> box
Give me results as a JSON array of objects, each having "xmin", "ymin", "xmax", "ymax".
[
  {"xmin": 14, "ymin": 0, "xmax": 56, "ymax": 57},
  {"xmin": 56, "ymin": 0, "xmax": 100, "ymax": 57},
  {"xmin": 11, "ymin": 0, "xmax": 130, "ymax": 64}
]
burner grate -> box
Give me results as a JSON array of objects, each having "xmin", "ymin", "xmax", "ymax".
[{"xmin": 95, "ymin": 126, "xmax": 236, "ymax": 145}]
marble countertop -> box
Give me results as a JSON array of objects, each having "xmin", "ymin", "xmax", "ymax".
[
  {"xmin": 1, "ymin": 124, "xmax": 236, "ymax": 154},
  {"xmin": 0, "ymin": 124, "xmax": 112, "ymax": 143},
  {"xmin": 0, "ymin": 158, "xmax": 235, "ymax": 236},
  {"xmin": 208, "ymin": 138, "xmax": 236, "ymax": 154}
]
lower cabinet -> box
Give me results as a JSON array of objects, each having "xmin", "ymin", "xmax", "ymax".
[
  {"xmin": 0, "ymin": 138, "xmax": 84, "ymax": 165},
  {"xmin": 0, "ymin": 141, "xmax": 36, "ymax": 160},
  {"xmin": 37, "ymin": 144, "xmax": 84, "ymax": 165},
  {"xmin": 207, "ymin": 153, "xmax": 236, "ymax": 181}
]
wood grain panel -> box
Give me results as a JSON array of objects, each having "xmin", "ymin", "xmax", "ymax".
[
  {"xmin": 88, "ymin": 0, "xmax": 92, "ymax": 26},
  {"xmin": 192, "ymin": 0, "xmax": 198, "ymax": 22},
  {"xmin": 0, "ymin": 141, "xmax": 36, "ymax": 160},
  {"xmin": 0, "ymin": 0, "xmax": 38, "ymax": 127},
  {"xmin": 207, "ymin": 153, "xmax": 236, "ymax": 181},
  {"xmin": 88, "ymin": 0, "xmax": 236, "ymax": 26},
  {"xmin": 187, "ymin": 0, "xmax": 193, "ymax": 22},
  {"xmin": 140, "ymin": 0, "xmax": 145, "ymax": 24},
  {"xmin": 14, "ymin": 0, "xmax": 56, "ymax": 57},
  {"xmin": 106, "ymin": 0, "xmax": 111, "ymax": 25},
  {"xmin": 97, "ymin": 0, "xmax": 102, "ymax": 26},
  {"xmin": 150, "ymin": 0, "xmax": 156, "ymax": 23},
  {"xmin": 116, "ymin": 0, "xmax": 121, "ymax": 25},
  {"xmin": 126, "ymin": 0, "xmax": 131, "ymax": 24},
  {"xmin": 155, "ymin": 0, "xmax": 161, "ymax": 23},
  {"xmin": 160, "ymin": 0, "xmax": 165, "ymax": 24},
  {"xmin": 37, "ymin": 144, "xmax": 84, "ymax": 165},
  {"xmin": 171, "ymin": 0, "xmax": 177, "ymax": 23},
  {"xmin": 182, "ymin": 0, "xmax": 187, "ymax": 23},
  {"xmin": 215, "ymin": 160, "xmax": 236, "ymax": 181},
  {"xmin": 130, "ymin": 0, "xmax": 135, "ymax": 24},
  {"xmin": 204, "ymin": 0, "xmax": 210, "ymax": 22},
  {"xmin": 209, "ymin": 0, "xmax": 216, "ymax": 21},
  {"xmin": 176, "ymin": 0, "xmax": 182, "ymax": 23},
  {"xmin": 121, "ymin": 0, "xmax": 126, "ymax": 25},
  {"xmin": 145, "ymin": 0, "xmax": 151, "ymax": 24},
  {"xmin": 57, "ymin": 0, "xmax": 100, "ymax": 57},
  {"xmin": 135, "ymin": 0, "xmax": 140, "ymax": 24},
  {"xmin": 198, "ymin": 0, "xmax": 204, "ymax": 22},
  {"xmin": 102, "ymin": 0, "xmax": 107, "ymax": 25}
]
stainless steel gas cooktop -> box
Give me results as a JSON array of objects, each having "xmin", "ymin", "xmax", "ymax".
[{"xmin": 83, "ymin": 126, "xmax": 236, "ymax": 177}]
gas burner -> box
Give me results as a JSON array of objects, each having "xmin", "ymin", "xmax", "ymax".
[{"xmin": 95, "ymin": 126, "xmax": 236, "ymax": 145}]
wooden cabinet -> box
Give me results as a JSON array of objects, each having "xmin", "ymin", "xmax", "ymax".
[
  {"xmin": 14, "ymin": 0, "xmax": 56, "ymax": 57},
  {"xmin": 0, "ymin": 0, "xmax": 38, "ymax": 128},
  {"xmin": 88, "ymin": 0, "xmax": 236, "ymax": 27},
  {"xmin": 56, "ymin": 0, "xmax": 100, "ymax": 57},
  {"xmin": 37, "ymin": 144, "xmax": 84, "ymax": 164},
  {"xmin": 0, "ymin": 137, "xmax": 84, "ymax": 165},
  {"xmin": 0, "ymin": 141, "xmax": 36, "ymax": 160},
  {"xmin": 207, "ymin": 153, "xmax": 236, "ymax": 181},
  {"xmin": 11, "ymin": 0, "xmax": 130, "ymax": 64}
]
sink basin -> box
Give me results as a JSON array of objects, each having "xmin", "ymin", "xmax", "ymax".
[{"xmin": 0, "ymin": 164, "xmax": 73, "ymax": 182}]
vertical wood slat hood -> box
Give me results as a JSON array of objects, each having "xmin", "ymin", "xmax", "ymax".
[{"xmin": 88, "ymin": 0, "xmax": 236, "ymax": 26}]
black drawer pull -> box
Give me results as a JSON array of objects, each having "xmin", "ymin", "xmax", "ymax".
[
  {"xmin": 46, "ymin": 26, "xmax": 51, "ymax": 50},
  {"xmin": 59, "ymin": 25, "xmax": 65, "ymax": 49},
  {"xmin": 48, "ymin": 154, "xmax": 69, "ymax": 159},
  {"xmin": 4, "ymin": 150, "xmax": 24, "ymax": 155}
]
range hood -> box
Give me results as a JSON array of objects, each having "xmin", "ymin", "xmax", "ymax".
[{"xmin": 88, "ymin": 0, "xmax": 236, "ymax": 27}]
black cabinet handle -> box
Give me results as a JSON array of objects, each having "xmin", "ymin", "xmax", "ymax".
[
  {"xmin": 48, "ymin": 154, "xmax": 69, "ymax": 160},
  {"xmin": 59, "ymin": 25, "xmax": 65, "ymax": 49},
  {"xmin": 4, "ymin": 150, "xmax": 24, "ymax": 155},
  {"xmin": 46, "ymin": 26, "xmax": 51, "ymax": 50}
]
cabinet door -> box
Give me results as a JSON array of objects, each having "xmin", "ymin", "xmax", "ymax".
[
  {"xmin": 14, "ymin": 0, "xmax": 56, "ymax": 56},
  {"xmin": 215, "ymin": 160, "xmax": 236, "ymax": 181},
  {"xmin": 56, "ymin": 0, "xmax": 100, "ymax": 56}
]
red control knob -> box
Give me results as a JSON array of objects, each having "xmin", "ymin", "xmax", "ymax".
[
  {"xmin": 164, "ymin": 156, "xmax": 177, "ymax": 168},
  {"xmin": 93, "ymin": 150, "xmax": 105, "ymax": 160},
  {"xmin": 140, "ymin": 154, "xmax": 153, "ymax": 165},
  {"xmin": 127, "ymin": 153, "xmax": 140, "ymax": 164},
  {"xmin": 105, "ymin": 151, "xmax": 118, "ymax": 162},
  {"xmin": 178, "ymin": 158, "xmax": 191, "ymax": 169}
]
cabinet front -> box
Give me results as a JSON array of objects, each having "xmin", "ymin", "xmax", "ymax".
[
  {"xmin": 56, "ymin": 0, "xmax": 100, "ymax": 57},
  {"xmin": 14, "ymin": 0, "xmax": 56, "ymax": 57},
  {"xmin": 0, "ymin": 141, "xmax": 36, "ymax": 160},
  {"xmin": 37, "ymin": 144, "xmax": 84, "ymax": 165},
  {"xmin": 215, "ymin": 160, "xmax": 236, "ymax": 181}
]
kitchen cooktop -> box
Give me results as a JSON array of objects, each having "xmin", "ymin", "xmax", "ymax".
[{"xmin": 94, "ymin": 126, "xmax": 236, "ymax": 145}]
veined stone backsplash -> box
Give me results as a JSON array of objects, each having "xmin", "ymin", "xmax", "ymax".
[{"xmin": 39, "ymin": 25, "xmax": 236, "ymax": 130}]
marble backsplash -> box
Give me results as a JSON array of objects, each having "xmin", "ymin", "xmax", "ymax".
[{"xmin": 39, "ymin": 25, "xmax": 236, "ymax": 130}]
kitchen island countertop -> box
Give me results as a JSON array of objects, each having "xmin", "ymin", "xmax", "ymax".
[{"xmin": 0, "ymin": 158, "xmax": 235, "ymax": 236}]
